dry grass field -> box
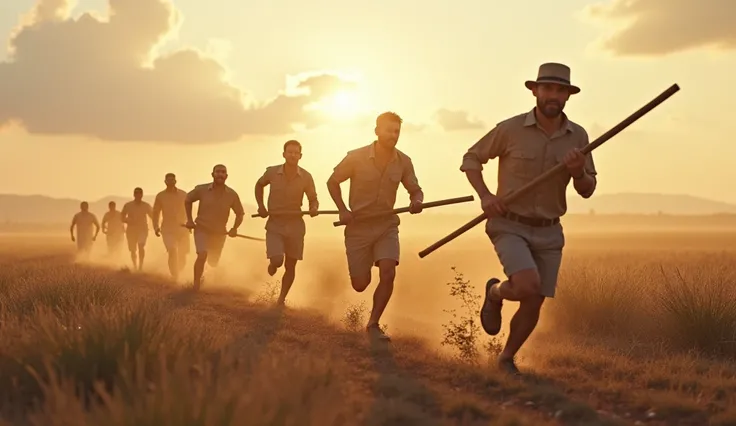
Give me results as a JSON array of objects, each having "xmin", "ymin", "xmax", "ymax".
[{"xmin": 1, "ymin": 225, "xmax": 736, "ymax": 425}]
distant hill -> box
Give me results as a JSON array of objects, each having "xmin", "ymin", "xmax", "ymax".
[
  {"xmin": 0, "ymin": 193, "xmax": 258, "ymax": 224},
  {"xmin": 566, "ymin": 193, "xmax": 736, "ymax": 215},
  {"xmin": 2, "ymin": 192, "xmax": 736, "ymax": 225}
]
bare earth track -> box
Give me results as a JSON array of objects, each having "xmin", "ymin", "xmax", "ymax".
[{"xmin": 0, "ymin": 233, "xmax": 736, "ymax": 425}]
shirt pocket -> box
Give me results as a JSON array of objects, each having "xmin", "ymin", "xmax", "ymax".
[
  {"xmin": 385, "ymin": 168, "xmax": 403, "ymax": 193},
  {"xmin": 508, "ymin": 151, "xmax": 538, "ymax": 179}
]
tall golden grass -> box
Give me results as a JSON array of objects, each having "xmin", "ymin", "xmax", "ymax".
[{"xmin": 1, "ymin": 230, "xmax": 736, "ymax": 425}]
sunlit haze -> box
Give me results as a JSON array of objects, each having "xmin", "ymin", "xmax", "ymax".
[{"xmin": 1, "ymin": 0, "xmax": 734, "ymax": 206}]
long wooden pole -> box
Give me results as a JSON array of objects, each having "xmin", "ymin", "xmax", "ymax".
[
  {"xmin": 417, "ymin": 83, "xmax": 681, "ymax": 259},
  {"xmin": 332, "ymin": 195, "xmax": 475, "ymax": 227},
  {"xmin": 250, "ymin": 210, "xmax": 341, "ymax": 218},
  {"xmin": 179, "ymin": 224, "xmax": 265, "ymax": 242}
]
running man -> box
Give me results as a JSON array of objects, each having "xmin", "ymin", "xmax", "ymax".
[
  {"xmin": 184, "ymin": 164, "xmax": 245, "ymax": 290},
  {"xmin": 101, "ymin": 201, "xmax": 125, "ymax": 256},
  {"xmin": 327, "ymin": 111, "xmax": 424, "ymax": 341},
  {"xmin": 255, "ymin": 140, "xmax": 318, "ymax": 306},
  {"xmin": 70, "ymin": 201, "xmax": 100, "ymax": 258},
  {"xmin": 153, "ymin": 173, "xmax": 190, "ymax": 280},
  {"xmin": 121, "ymin": 187, "xmax": 153, "ymax": 271},
  {"xmin": 460, "ymin": 62, "xmax": 597, "ymax": 375}
]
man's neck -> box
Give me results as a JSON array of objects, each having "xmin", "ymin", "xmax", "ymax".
[
  {"xmin": 284, "ymin": 162, "xmax": 298, "ymax": 173},
  {"xmin": 211, "ymin": 181, "xmax": 224, "ymax": 189},
  {"xmin": 374, "ymin": 140, "xmax": 394, "ymax": 157},
  {"xmin": 166, "ymin": 186, "xmax": 177, "ymax": 192}
]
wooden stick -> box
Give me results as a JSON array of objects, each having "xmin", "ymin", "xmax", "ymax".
[
  {"xmin": 418, "ymin": 83, "xmax": 681, "ymax": 259},
  {"xmin": 179, "ymin": 224, "xmax": 265, "ymax": 242},
  {"xmin": 332, "ymin": 195, "xmax": 475, "ymax": 227},
  {"xmin": 250, "ymin": 210, "xmax": 341, "ymax": 218}
]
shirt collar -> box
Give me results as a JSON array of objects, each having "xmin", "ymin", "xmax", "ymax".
[
  {"xmin": 368, "ymin": 140, "xmax": 399, "ymax": 162},
  {"xmin": 207, "ymin": 183, "xmax": 231, "ymax": 192},
  {"xmin": 276, "ymin": 164, "xmax": 302, "ymax": 176}
]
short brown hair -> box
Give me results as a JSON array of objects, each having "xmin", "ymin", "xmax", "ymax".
[
  {"xmin": 283, "ymin": 140, "xmax": 301, "ymax": 152},
  {"xmin": 376, "ymin": 111, "xmax": 402, "ymax": 127}
]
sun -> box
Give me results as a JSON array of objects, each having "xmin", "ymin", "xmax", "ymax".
[{"xmin": 318, "ymin": 90, "xmax": 362, "ymax": 120}]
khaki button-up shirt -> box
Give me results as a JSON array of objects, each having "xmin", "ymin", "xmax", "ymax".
[
  {"xmin": 460, "ymin": 109, "xmax": 597, "ymax": 219},
  {"xmin": 72, "ymin": 211, "xmax": 99, "ymax": 239},
  {"xmin": 331, "ymin": 142, "xmax": 423, "ymax": 216},
  {"xmin": 121, "ymin": 201, "xmax": 152, "ymax": 230},
  {"xmin": 257, "ymin": 164, "xmax": 318, "ymax": 234},
  {"xmin": 102, "ymin": 210, "xmax": 124, "ymax": 235},
  {"xmin": 185, "ymin": 183, "xmax": 245, "ymax": 233},
  {"xmin": 153, "ymin": 188, "xmax": 187, "ymax": 232}
]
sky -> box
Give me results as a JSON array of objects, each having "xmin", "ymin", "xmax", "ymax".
[{"xmin": 1, "ymin": 0, "xmax": 735, "ymax": 207}]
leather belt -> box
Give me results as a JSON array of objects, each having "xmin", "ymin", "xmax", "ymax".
[{"xmin": 503, "ymin": 211, "xmax": 559, "ymax": 227}]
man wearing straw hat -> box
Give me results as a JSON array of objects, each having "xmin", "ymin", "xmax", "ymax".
[
  {"xmin": 327, "ymin": 111, "xmax": 424, "ymax": 341},
  {"xmin": 459, "ymin": 62, "xmax": 598, "ymax": 375},
  {"xmin": 254, "ymin": 139, "xmax": 319, "ymax": 306}
]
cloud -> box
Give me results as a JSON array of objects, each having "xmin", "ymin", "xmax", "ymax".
[
  {"xmin": 433, "ymin": 108, "xmax": 485, "ymax": 131},
  {"xmin": 0, "ymin": 0, "xmax": 353, "ymax": 143},
  {"xmin": 584, "ymin": 0, "xmax": 736, "ymax": 56}
]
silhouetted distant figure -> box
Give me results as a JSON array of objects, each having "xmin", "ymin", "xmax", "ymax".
[
  {"xmin": 254, "ymin": 140, "xmax": 319, "ymax": 306},
  {"xmin": 153, "ymin": 173, "xmax": 190, "ymax": 280},
  {"xmin": 121, "ymin": 187, "xmax": 153, "ymax": 271},
  {"xmin": 70, "ymin": 201, "xmax": 100, "ymax": 259},
  {"xmin": 101, "ymin": 201, "xmax": 125, "ymax": 256},
  {"xmin": 326, "ymin": 112, "xmax": 424, "ymax": 342},
  {"xmin": 460, "ymin": 62, "xmax": 597, "ymax": 376},
  {"xmin": 184, "ymin": 164, "xmax": 245, "ymax": 291}
]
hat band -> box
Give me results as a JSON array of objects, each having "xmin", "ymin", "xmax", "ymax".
[{"xmin": 535, "ymin": 75, "xmax": 571, "ymax": 85}]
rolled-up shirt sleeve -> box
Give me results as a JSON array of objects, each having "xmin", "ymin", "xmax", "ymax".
[{"xmin": 460, "ymin": 124, "xmax": 507, "ymax": 172}]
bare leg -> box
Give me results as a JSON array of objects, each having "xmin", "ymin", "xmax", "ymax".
[
  {"xmin": 193, "ymin": 252, "xmax": 208, "ymax": 290},
  {"xmin": 268, "ymin": 255, "xmax": 284, "ymax": 277},
  {"xmin": 130, "ymin": 249, "xmax": 138, "ymax": 270},
  {"xmin": 500, "ymin": 296, "xmax": 544, "ymax": 361},
  {"xmin": 167, "ymin": 247, "xmax": 179, "ymax": 278},
  {"xmin": 277, "ymin": 257, "xmax": 298, "ymax": 305},
  {"xmin": 367, "ymin": 259, "xmax": 396, "ymax": 327},
  {"xmin": 138, "ymin": 245, "xmax": 145, "ymax": 271}
]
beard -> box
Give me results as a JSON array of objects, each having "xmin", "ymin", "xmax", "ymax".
[{"xmin": 537, "ymin": 99, "xmax": 564, "ymax": 118}]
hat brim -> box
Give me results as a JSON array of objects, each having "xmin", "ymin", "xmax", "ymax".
[{"xmin": 525, "ymin": 80, "xmax": 580, "ymax": 94}]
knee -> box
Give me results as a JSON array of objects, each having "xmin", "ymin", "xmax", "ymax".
[
  {"xmin": 270, "ymin": 255, "xmax": 285, "ymax": 268},
  {"xmin": 520, "ymin": 295, "xmax": 545, "ymax": 312},
  {"xmin": 284, "ymin": 258, "xmax": 297, "ymax": 271},
  {"xmin": 351, "ymin": 275, "xmax": 370, "ymax": 292},
  {"xmin": 195, "ymin": 252, "xmax": 207, "ymax": 263},
  {"xmin": 377, "ymin": 260, "xmax": 396, "ymax": 283},
  {"xmin": 510, "ymin": 269, "xmax": 542, "ymax": 299}
]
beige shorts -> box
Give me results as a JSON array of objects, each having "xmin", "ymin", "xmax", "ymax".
[
  {"xmin": 486, "ymin": 216, "xmax": 565, "ymax": 298},
  {"xmin": 125, "ymin": 228, "xmax": 148, "ymax": 251},
  {"xmin": 266, "ymin": 230, "xmax": 304, "ymax": 260},
  {"xmin": 193, "ymin": 228, "xmax": 227, "ymax": 266},
  {"xmin": 344, "ymin": 218, "xmax": 400, "ymax": 279},
  {"xmin": 162, "ymin": 228, "xmax": 190, "ymax": 255}
]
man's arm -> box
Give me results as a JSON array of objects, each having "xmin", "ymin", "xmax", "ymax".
[
  {"xmin": 120, "ymin": 204, "xmax": 129, "ymax": 224},
  {"xmin": 327, "ymin": 153, "xmax": 354, "ymax": 212},
  {"xmin": 401, "ymin": 157, "xmax": 424, "ymax": 205},
  {"xmin": 69, "ymin": 215, "xmax": 77, "ymax": 238},
  {"xmin": 460, "ymin": 125, "xmax": 507, "ymax": 199},
  {"xmin": 184, "ymin": 187, "xmax": 200, "ymax": 223},
  {"xmin": 230, "ymin": 193, "xmax": 245, "ymax": 230},
  {"xmin": 573, "ymin": 131, "xmax": 597, "ymax": 199},
  {"xmin": 93, "ymin": 215, "xmax": 100, "ymax": 238},
  {"xmin": 254, "ymin": 170, "xmax": 269, "ymax": 211},
  {"xmin": 306, "ymin": 174, "xmax": 319, "ymax": 212},
  {"xmin": 152, "ymin": 194, "xmax": 162, "ymax": 230},
  {"xmin": 101, "ymin": 213, "xmax": 109, "ymax": 233}
]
